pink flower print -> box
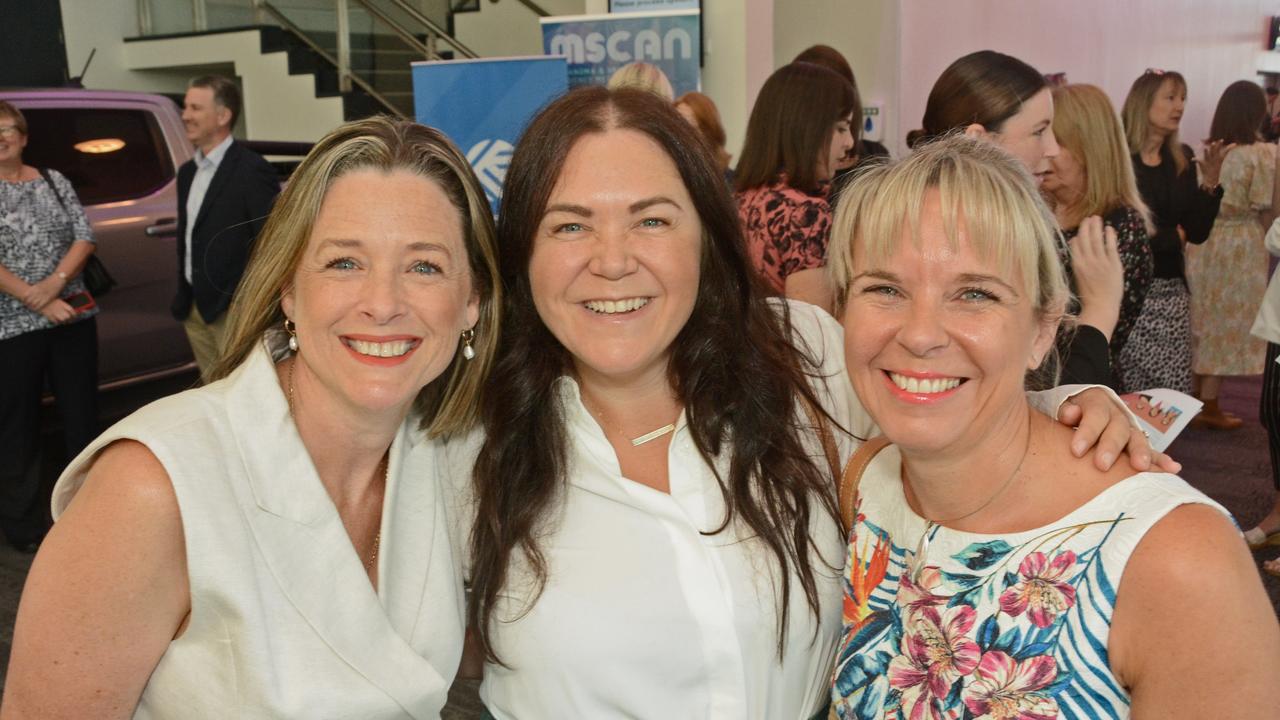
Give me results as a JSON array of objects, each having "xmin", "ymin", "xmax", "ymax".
[
  {"xmin": 998, "ymin": 551, "xmax": 1078, "ymax": 628},
  {"xmin": 888, "ymin": 605, "xmax": 981, "ymax": 719},
  {"xmin": 898, "ymin": 564, "xmax": 947, "ymax": 610},
  {"xmin": 961, "ymin": 650, "xmax": 1060, "ymax": 720}
]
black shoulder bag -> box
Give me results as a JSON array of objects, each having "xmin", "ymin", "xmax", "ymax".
[{"xmin": 38, "ymin": 167, "xmax": 116, "ymax": 297}]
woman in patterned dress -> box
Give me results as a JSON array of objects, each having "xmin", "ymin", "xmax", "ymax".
[
  {"xmin": 0, "ymin": 100, "xmax": 98, "ymax": 553},
  {"xmin": 1042, "ymin": 84, "xmax": 1154, "ymax": 390},
  {"xmin": 826, "ymin": 135, "xmax": 1279, "ymax": 719},
  {"xmin": 1121, "ymin": 70, "xmax": 1230, "ymax": 400},
  {"xmin": 1186, "ymin": 80, "xmax": 1277, "ymax": 428},
  {"xmin": 735, "ymin": 61, "xmax": 857, "ymax": 296}
]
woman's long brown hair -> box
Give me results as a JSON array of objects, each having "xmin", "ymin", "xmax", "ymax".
[{"xmin": 468, "ymin": 87, "xmax": 844, "ymax": 663}]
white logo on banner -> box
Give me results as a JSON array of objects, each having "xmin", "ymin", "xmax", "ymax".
[
  {"xmin": 467, "ymin": 139, "xmax": 514, "ymax": 203},
  {"xmin": 549, "ymin": 28, "xmax": 694, "ymax": 64}
]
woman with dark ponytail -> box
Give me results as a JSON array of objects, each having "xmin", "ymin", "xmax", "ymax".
[{"xmin": 910, "ymin": 50, "xmax": 1124, "ymax": 388}]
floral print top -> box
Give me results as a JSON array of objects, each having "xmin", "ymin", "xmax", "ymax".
[
  {"xmin": 0, "ymin": 169, "xmax": 97, "ymax": 340},
  {"xmin": 1058, "ymin": 205, "xmax": 1154, "ymax": 384},
  {"xmin": 830, "ymin": 445, "xmax": 1227, "ymax": 720},
  {"xmin": 736, "ymin": 178, "xmax": 832, "ymax": 295}
]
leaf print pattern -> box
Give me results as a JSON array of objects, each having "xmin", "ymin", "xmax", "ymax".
[
  {"xmin": 830, "ymin": 517, "xmax": 1139, "ymax": 720},
  {"xmin": 735, "ymin": 178, "xmax": 832, "ymax": 295}
]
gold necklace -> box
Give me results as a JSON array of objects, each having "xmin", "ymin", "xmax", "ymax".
[
  {"xmin": 365, "ymin": 455, "xmax": 387, "ymax": 573},
  {"xmin": 903, "ymin": 410, "xmax": 1032, "ymax": 582},
  {"xmin": 287, "ymin": 357, "xmax": 385, "ymax": 574},
  {"xmin": 581, "ymin": 394, "xmax": 679, "ymax": 447}
]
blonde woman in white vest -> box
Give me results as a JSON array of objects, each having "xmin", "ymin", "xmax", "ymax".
[{"xmin": 1, "ymin": 117, "xmax": 501, "ymax": 719}]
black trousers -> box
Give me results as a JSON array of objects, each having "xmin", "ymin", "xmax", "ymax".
[
  {"xmin": 0, "ymin": 317, "xmax": 98, "ymax": 545},
  {"xmin": 1262, "ymin": 342, "xmax": 1280, "ymax": 492}
]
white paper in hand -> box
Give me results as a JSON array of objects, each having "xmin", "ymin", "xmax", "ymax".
[{"xmin": 1119, "ymin": 388, "xmax": 1203, "ymax": 452}]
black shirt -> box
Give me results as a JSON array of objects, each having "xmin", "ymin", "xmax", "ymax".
[{"xmin": 1131, "ymin": 144, "xmax": 1222, "ymax": 280}]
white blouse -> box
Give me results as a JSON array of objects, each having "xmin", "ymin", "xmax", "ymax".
[{"xmin": 442, "ymin": 300, "xmax": 1106, "ymax": 720}]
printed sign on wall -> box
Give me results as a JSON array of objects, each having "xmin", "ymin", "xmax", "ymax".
[
  {"xmin": 540, "ymin": 10, "xmax": 700, "ymax": 96},
  {"xmin": 412, "ymin": 56, "xmax": 568, "ymax": 213},
  {"xmin": 609, "ymin": 0, "xmax": 699, "ymax": 12}
]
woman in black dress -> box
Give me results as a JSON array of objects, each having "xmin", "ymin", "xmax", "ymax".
[{"xmin": 1119, "ymin": 70, "xmax": 1229, "ymax": 402}]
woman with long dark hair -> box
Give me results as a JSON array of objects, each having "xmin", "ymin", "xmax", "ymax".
[
  {"xmin": 458, "ymin": 86, "xmax": 1173, "ymax": 719},
  {"xmin": 735, "ymin": 62, "xmax": 857, "ymax": 296},
  {"xmin": 1186, "ymin": 80, "xmax": 1276, "ymax": 428}
]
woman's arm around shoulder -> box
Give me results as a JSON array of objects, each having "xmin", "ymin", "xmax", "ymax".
[
  {"xmin": 1, "ymin": 440, "xmax": 190, "ymax": 720},
  {"xmin": 1109, "ymin": 502, "xmax": 1280, "ymax": 718}
]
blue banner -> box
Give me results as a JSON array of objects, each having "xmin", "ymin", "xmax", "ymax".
[
  {"xmin": 412, "ymin": 57, "xmax": 568, "ymax": 213},
  {"xmin": 540, "ymin": 10, "xmax": 700, "ymax": 96}
]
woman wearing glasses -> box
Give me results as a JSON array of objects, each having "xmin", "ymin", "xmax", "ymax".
[{"xmin": 0, "ymin": 100, "xmax": 99, "ymax": 553}]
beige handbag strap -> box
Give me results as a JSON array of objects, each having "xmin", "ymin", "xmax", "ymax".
[{"xmin": 838, "ymin": 436, "xmax": 891, "ymax": 535}]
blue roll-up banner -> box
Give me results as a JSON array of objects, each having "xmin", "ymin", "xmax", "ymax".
[
  {"xmin": 412, "ymin": 56, "xmax": 568, "ymax": 213},
  {"xmin": 539, "ymin": 10, "xmax": 700, "ymax": 96}
]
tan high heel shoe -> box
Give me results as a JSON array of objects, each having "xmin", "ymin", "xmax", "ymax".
[{"xmin": 1190, "ymin": 397, "xmax": 1244, "ymax": 431}]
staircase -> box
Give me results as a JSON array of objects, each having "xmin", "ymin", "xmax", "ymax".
[
  {"xmin": 254, "ymin": 0, "xmax": 473, "ymax": 118},
  {"xmin": 128, "ymin": 0, "xmax": 557, "ymax": 130}
]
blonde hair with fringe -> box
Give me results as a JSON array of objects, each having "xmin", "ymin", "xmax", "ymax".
[
  {"xmin": 1122, "ymin": 71, "xmax": 1189, "ymax": 176},
  {"xmin": 1051, "ymin": 84, "xmax": 1153, "ymax": 232},
  {"xmin": 827, "ymin": 134, "xmax": 1069, "ymax": 383},
  {"xmin": 210, "ymin": 116, "xmax": 502, "ymax": 437}
]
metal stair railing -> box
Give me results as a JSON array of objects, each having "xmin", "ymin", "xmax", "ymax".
[
  {"xmin": 366, "ymin": 0, "xmax": 478, "ymax": 59},
  {"xmin": 258, "ymin": 0, "xmax": 404, "ymax": 115},
  {"xmin": 349, "ymin": 0, "xmax": 433, "ymax": 60},
  {"xmin": 135, "ymin": 0, "xmax": 520, "ymax": 118}
]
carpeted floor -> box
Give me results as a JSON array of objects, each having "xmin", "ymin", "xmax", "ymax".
[{"xmin": 1174, "ymin": 375, "xmax": 1280, "ymax": 613}]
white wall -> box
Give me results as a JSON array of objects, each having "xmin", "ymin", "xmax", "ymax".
[
  {"xmin": 454, "ymin": 0, "xmax": 587, "ymax": 57},
  {"xmin": 61, "ymin": 0, "xmax": 191, "ymax": 94},
  {"xmin": 702, "ymin": 0, "xmax": 772, "ymax": 157},
  {"xmin": 124, "ymin": 31, "xmax": 345, "ymax": 142},
  {"xmin": 898, "ymin": 0, "xmax": 1280, "ymax": 158},
  {"xmin": 773, "ymin": 0, "xmax": 900, "ymax": 154}
]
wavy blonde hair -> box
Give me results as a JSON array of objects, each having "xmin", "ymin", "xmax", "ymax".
[
  {"xmin": 210, "ymin": 116, "xmax": 502, "ymax": 437},
  {"xmin": 827, "ymin": 133, "xmax": 1069, "ymax": 382},
  {"xmin": 1051, "ymin": 84, "xmax": 1153, "ymax": 231}
]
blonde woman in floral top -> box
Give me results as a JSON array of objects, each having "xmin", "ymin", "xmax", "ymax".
[{"xmin": 826, "ymin": 135, "xmax": 1279, "ymax": 719}]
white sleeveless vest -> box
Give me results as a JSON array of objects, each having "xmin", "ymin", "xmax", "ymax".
[{"xmin": 52, "ymin": 341, "xmax": 465, "ymax": 719}]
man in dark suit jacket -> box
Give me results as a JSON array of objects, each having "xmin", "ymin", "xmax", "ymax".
[{"xmin": 174, "ymin": 75, "xmax": 279, "ymax": 381}]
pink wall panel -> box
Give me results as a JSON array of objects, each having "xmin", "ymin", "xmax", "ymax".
[{"xmin": 897, "ymin": 0, "xmax": 1276, "ymax": 159}]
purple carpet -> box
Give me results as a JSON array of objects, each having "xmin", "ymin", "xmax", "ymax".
[{"xmin": 1171, "ymin": 375, "xmax": 1280, "ymax": 617}]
